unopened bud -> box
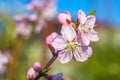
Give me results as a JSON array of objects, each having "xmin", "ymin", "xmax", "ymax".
[
  {"xmin": 33, "ymin": 62, "xmax": 42, "ymax": 73},
  {"xmin": 58, "ymin": 11, "xmax": 71, "ymax": 25},
  {"xmin": 27, "ymin": 67, "xmax": 35, "ymax": 80}
]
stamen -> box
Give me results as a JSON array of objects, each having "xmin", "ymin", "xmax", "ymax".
[{"xmin": 65, "ymin": 39, "xmax": 80, "ymax": 53}]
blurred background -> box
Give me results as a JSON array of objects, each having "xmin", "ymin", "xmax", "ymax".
[{"xmin": 0, "ymin": 0, "xmax": 120, "ymax": 80}]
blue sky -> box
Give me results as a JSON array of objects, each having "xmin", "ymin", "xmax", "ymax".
[
  {"xmin": 0, "ymin": 0, "xmax": 120, "ymax": 27},
  {"xmin": 57, "ymin": 0, "xmax": 120, "ymax": 27}
]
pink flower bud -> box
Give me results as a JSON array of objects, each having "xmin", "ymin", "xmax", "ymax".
[
  {"xmin": 27, "ymin": 67, "xmax": 35, "ymax": 80},
  {"xmin": 33, "ymin": 62, "xmax": 42, "ymax": 73},
  {"xmin": 58, "ymin": 11, "xmax": 71, "ymax": 24}
]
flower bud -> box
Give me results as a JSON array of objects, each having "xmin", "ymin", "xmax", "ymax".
[
  {"xmin": 58, "ymin": 11, "xmax": 71, "ymax": 24},
  {"xmin": 33, "ymin": 62, "xmax": 42, "ymax": 73},
  {"xmin": 27, "ymin": 67, "xmax": 35, "ymax": 80}
]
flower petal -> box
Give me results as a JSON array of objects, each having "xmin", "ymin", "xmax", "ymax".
[
  {"xmin": 82, "ymin": 46, "xmax": 92, "ymax": 57},
  {"xmin": 46, "ymin": 32, "xmax": 58, "ymax": 45},
  {"xmin": 58, "ymin": 50, "xmax": 73, "ymax": 64},
  {"xmin": 73, "ymin": 47, "xmax": 92, "ymax": 62},
  {"xmin": 85, "ymin": 16, "xmax": 96, "ymax": 28},
  {"xmin": 78, "ymin": 10, "xmax": 86, "ymax": 25},
  {"xmin": 85, "ymin": 30, "xmax": 99, "ymax": 41},
  {"xmin": 61, "ymin": 24, "xmax": 76, "ymax": 41},
  {"xmin": 51, "ymin": 36, "xmax": 67, "ymax": 50},
  {"xmin": 77, "ymin": 28, "xmax": 90, "ymax": 46}
]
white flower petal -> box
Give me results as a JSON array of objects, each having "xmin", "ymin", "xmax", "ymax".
[
  {"xmin": 58, "ymin": 50, "xmax": 73, "ymax": 64},
  {"xmin": 61, "ymin": 24, "xmax": 76, "ymax": 41},
  {"xmin": 74, "ymin": 47, "xmax": 92, "ymax": 62},
  {"xmin": 74, "ymin": 47, "xmax": 87, "ymax": 62},
  {"xmin": 82, "ymin": 46, "xmax": 92, "ymax": 57},
  {"xmin": 85, "ymin": 16, "xmax": 96, "ymax": 28},
  {"xmin": 65, "ymin": 11, "xmax": 72, "ymax": 19},
  {"xmin": 51, "ymin": 36, "xmax": 67, "ymax": 50},
  {"xmin": 85, "ymin": 30, "xmax": 99, "ymax": 41},
  {"xmin": 77, "ymin": 29, "xmax": 90, "ymax": 46},
  {"xmin": 78, "ymin": 10, "xmax": 87, "ymax": 25}
]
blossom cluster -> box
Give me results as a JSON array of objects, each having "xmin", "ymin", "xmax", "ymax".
[
  {"xmin": 14, "ymin": 0, "xmax": 56, "ymax": 39},
  {"xmin": 46, "ymin": 10, "xmax": 99, "ymax": 64},
  {"xmin": 27, "ymin": 9, "xmax": 99, "ymax": 80}
]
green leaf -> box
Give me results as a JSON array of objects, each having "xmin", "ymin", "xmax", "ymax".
[{"xmin": 89, "ymin": 9, "xmax": 96, "ymax": 15}]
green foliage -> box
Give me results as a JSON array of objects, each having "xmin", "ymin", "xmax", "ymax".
[
  {"xmin": 89, "ymin": 9, "xmax": 96, "ymax": 15},
  {"xmin": 0, "ymin": 13, "xmax": 15, "ymax": 49}
]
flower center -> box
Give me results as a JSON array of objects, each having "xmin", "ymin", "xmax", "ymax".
[
  {"xmin": 82, "ymin": 24, "xmax": 91, "ymax": 33},
  {"xmin": 65, "ymin": 39, "xmax": 80, "ymax": 53}
]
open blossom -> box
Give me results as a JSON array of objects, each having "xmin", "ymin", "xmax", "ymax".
[
  {"xmin": 28, "ymin": 0, "xmax": 57, "ymax": 33},
  {"xmin": 14, "ymin": 15, "xmax": 33, "ymax": 39},
  {"xmin": 77, "ymin": 10, "xmax": 99, "ymax": 46},
  {"xmin": 47, "ymin": 24, "xmax": 92, "ymax": 64},
  {"xmin": 57, "ymin": 10, "xmax": 99, "ymax": 46},
  {"xmin": 16, "ymin": 24, "xmax": 32, "ymax": 38}
]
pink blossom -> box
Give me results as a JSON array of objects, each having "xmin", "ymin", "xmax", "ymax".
[
  {"xmin": 16, "ymin": 23, "xmax": 32, "ymax": 39},
  {"xmin": 27, "ymin": 67, "xmax": 35, "ymax": 80},
  {"xmin": 48, "ymin": 24, "xmax": 92, "ymax": 63},
  {"xmin": 14, "ymin": 15, "xmax": 33, "ymax": 39},
  {"xmin": 77, "ymin": 10, "xmax": 99, "ymax": 46},
  {"xmin": 29, "ymin": 0, "xmax": 56, "ymax": 33},
  {"xmin": 33, "ymin": 62, "xmax": 42, "ymax": 73},
  {"xmin": 58, "ymin": 12, "xmax": 71, "ymax": 24}
]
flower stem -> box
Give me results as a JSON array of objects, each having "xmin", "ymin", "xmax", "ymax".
[
  {"xmin": 34, "ymin": 51, "xmax": 58, "ymax": 80},
  {"xmin": 43, "ymin": 53, "xmax": 58, "ymax": 70}
]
